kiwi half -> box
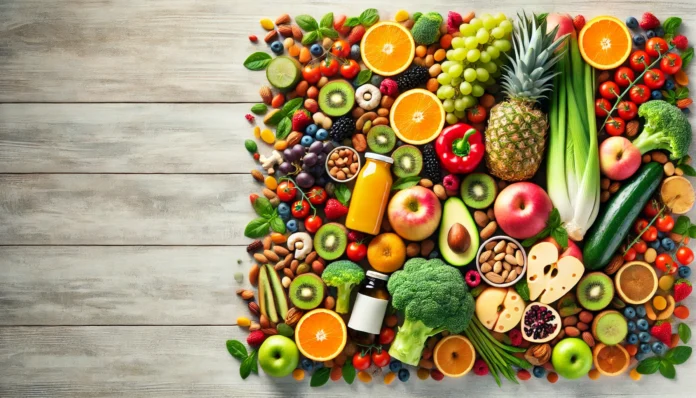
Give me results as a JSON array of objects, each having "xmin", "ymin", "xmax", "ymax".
[
  {"xmin": 592, "ymin": 310, "xmax": 628, "ymax": 345},
  {"xmin": 318, "ymin": 80, "xmax": 355, "ymax": 117},
  {"xmin": 577, "ymin": 272, "xmax": 614, "ymax": 311},
  {"xmin": 461, "ymin": 173, "xmax": 497, "ymax": 209},
  {"xmin": 289, "ymin": 274, "xmax": 325, "ymax": 310},
  {"xmin": 391, "ymin": 145, "xmax": 423, "ymax": 178},
  {"xmin": 367, "ymin": 125, "xmax": 396, "ymax": 154},
  {"xmin": 313, "ymin": 223, "xmax": 348, "ymax": 260}
]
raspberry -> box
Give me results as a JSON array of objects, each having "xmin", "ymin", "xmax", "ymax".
[
  {"xmin": 380, "ymin": 78, "xmax": 398, "ymax": 97},
  {"xmin": 509, "ymin": 328, "xmax": 523, "ymax": 347},
  {"xmin": 573, "ymin": 15, "xmax": 586, "ymax": 32},
  {"xmin": 245, "ymin": 114, "xmax": 255, "ymax": 123},
  {"xmin": 473, "ymin": 359, "xmax": 489, "ymax": 376},
  {"xmin": 446, "ymin": 11, "xmax": 463, "ymax": 34},
  {"xmin": 247, "ymin": 330, "xmax": 266, "ymax": 347},
  {"xmin": 639, "ymin": 12, "xmax": 660, "ymax": 30},
  {"xmin": 442, "ymin": 174, "xmax": 460, "ymax": 191},
  {"xmin": 672, "ymin": 35, "xmax": 689, "ymax": 50}
]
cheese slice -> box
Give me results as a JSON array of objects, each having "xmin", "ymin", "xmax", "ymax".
[
  {"xmin": 527, "ymin": 242, "xmax": 585, "ymax": 304},
  {"xmin": 475, "ymin": 287, "xmax": 523, "ymax": 333}
]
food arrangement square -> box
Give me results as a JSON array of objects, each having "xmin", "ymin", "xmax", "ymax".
[{"xmin": 232, "ymin": 9, "xmax": 695, "ymax": 386}]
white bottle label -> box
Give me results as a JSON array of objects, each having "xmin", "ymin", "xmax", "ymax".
[{"xmin": 347, "ymin": 293, "xmax": 389, "ymax": 334}]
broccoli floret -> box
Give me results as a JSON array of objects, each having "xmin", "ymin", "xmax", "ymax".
[
  {"xmin": 321, "ymin": 260, "xmax": 365, "ymax": 314},
  {"xmin": 411, "ymin": 12, "xmax": 443, "ymax": 45},
  {"xmin": 386, "ymin": 258, "xmax": 474, "ymax": 366},
  {"xmin": 632, "ymin": 100, "xmax": 692, "ymax": 159}
]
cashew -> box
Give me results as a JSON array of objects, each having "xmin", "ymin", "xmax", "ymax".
[
  {"xmin": 287, "ymin": 232, "xmax": 312, "ymax": 260},
  {"xmin": 259, "ymin": 150, "xmax": 283, "ymax": 175},
  {"xmin": 355, "ymin": 84, "xmax": 381, "ymax": 110},
  {"xmin": 356, "ymin": 112, "xmax": 377, "ymax": 131},
  {"xmin": 657, "ymin": 295, "xmax": 676, "ymax": 320}
]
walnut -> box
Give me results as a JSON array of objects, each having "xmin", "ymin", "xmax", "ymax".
[
  {"xmin": 285, "ymin": 307, "xmax": 304, "ymax": 327},
  {"xmin": 524, "ymin": 343, "xmax": 551, "ymax": 366}
]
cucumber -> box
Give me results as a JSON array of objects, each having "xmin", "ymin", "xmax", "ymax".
[
  {"xmin": 266, "ymin": 56, "xmax": 301, "ymax": 92},
  {"xmin": 583, "ymin": 162, "xmax": 663, "ymax": 270}
]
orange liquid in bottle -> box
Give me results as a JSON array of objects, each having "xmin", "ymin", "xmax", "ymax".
[{"xmin": 346, "ymin": 153, "xmax": 393, "ymax": 235}]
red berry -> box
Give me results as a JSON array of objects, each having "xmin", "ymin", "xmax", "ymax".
[
  {"xmin": 247, "ymin": 330, "xmax": 267, "ymax": 347},
  {"xmin": 639, "ymin": 12, "xmax": 660, "ymax": 30},
  {"xmin": 245, "ymin": 114, "xmax": 255, "ymax": 122},
  {"xmin": 473, "ymin": 359, "xmax": 489, "ymax": 376},
  {"xmin": 509, "ymin": 329, "xmax": 523, "ymax": 347},
  {"xmin": 249, "ymin": 35, "xmax": 258, "ymax": 43},
  {"xmin": 573, "ymin": 15, "xmax": 586, "ymax": 31},
  {"xmin": 347, "ymin": 25, "xmax": 366, "ymax": 45},
  {"xmin": 430, "ymin": 369, "xmax": 445, "ymax": 381},
  {"xmin": 672, "ymin": 35, "xmax": 689, "ymax": 51}
]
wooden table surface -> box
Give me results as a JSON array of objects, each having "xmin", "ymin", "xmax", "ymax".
[{"xmin": 1, "ymin": 1, "xmax": 696, "ymax": 396}]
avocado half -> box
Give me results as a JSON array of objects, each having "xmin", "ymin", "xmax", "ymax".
[{"xmin": 438, "ymin": 197, "xmax": 479, "ymax": 266}]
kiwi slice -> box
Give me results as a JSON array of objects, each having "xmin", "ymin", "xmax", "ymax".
[
  {"xmin": 367, "ymin": 125, "xmax": 396, "ymax": 154},
  {"xmin": 592, "ymin": 310, "xmax": 628, "ymax": 345},
  {"xmin": 318, "ymin": 80, "xmax": 355, "ymax": 117},
  {"xmin": 461, "ymin": 173, "xmax": 497, "ymax": 209},
  {"xmin": 391, "ymin": 145, "xmax": 423, "ymax": 178},
  {"xmin": 313, "ymin": 223, "xmax": 348, "ymax": 260},
  {"xmin": 266, "ymin": 56, "xmax": 301, "ymax": 92},
  {"xmin": 577, "ymin": 272, "xmax": 614, "ymax": 311},
  {"xmin": 289, "ymin": 274, "xmax": 325, "ymax": 310}
]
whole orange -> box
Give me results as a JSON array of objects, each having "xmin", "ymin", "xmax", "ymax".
[{"xmin": 367, "ymin": 233, "xmax": 406, "ymax": 273}]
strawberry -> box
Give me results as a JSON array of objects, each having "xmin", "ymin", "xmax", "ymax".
[
  {"xmin": 334, "ymin": 14, "xmax": 351, "ymax": 36},
  {"xmin": 291, "ymin": 109, "xmax": 311, "ymax": 132},
  {"xmin": 672, "ymin": 35, "xmax": 689, "ymax": 51},
  {"xmin": 247, "ymin": 330, "xmax": 267, "ymax": 347},
  {"xmin": 674, "ymin": 279, "xmax": 693, "ymax": 302},
  {"xmin": 347, "ymin": 230, "xmax": 365, "ymax": 242},
  {"xmin": 347, "ymin": 25, "xmax": 366, "ymax": 45},
  {"xmin": 639, "ymin": 12, "xmax": 660, "ymax": 30},
  {"xmin": 324, "ymin": 198, "xmax": 348, "ymax": 219},
  {"xmin": 573, "ymin": 15, "xmax": 586, "ymax": 32},
  {"xmin": 650, "ymin": 321, "xmax": 672, "ymax": 345},
  {"xmin": 447, "ymin": 11, "xmax": 463, "ymax": 34}
]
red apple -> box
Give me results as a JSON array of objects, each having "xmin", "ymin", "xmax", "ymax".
[
  {"xmin": 599, "ymin": 136, "xmax": 641, "ymax": 181},
  {"xmin": 388, "ymin": 186, "xmax": 441, "ymax": 241},
  {"xmin": 494, "ymin": 182, "xmax": 553, "ymax": 240},
  {"xmin": 546, "ymin": 13, "xmax": 576, "ymax": 50},
  {"xmin": 540, "ymin": 236, "xmax": 583, "ymax": 262}
]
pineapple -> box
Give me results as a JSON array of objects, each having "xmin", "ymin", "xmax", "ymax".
[{"xmin": 485, "ymin": 14, "xmax": 568, "ymax": 181}]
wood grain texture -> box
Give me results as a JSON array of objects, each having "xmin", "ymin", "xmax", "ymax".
[{"xmin": 0, "ymin": 104, "xmax": 258, "ymax": 173}]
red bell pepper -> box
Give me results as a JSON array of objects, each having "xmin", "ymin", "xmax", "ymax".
[{"xmin": 434, "ymin": 123, "xmax": 484, "ymax": 174}]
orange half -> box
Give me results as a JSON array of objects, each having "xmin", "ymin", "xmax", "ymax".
[
  {"xmin": 579, "ymin": 16, "xmax": 632, "ymax": 70},
  {"xmin": 433, "ymin": 335, "xmax": 476, "ymax": 378},
  {"xmin": 593, "ymin": 343, "xmax": 630, "ymax": 376},
  {"xmin": 390, "ymin": 89, "xmax": 445, "ymax": 145},
  {"xmin": 294, "ymin": 308, "xmax": 347, "ymax": 361},
  {"xmin": 360, "ymin": 21, "xmax": 415, "ymax": 76}
]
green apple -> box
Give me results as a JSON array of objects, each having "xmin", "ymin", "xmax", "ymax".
[
  {"xmin": 551, "ymin": 338, "xmax": 592, "ymax": 379},
  {"xmin": 258, "ymin": 335, "xmax": 299, "ymax": 377}
]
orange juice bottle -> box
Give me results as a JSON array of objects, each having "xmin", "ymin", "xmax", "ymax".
[{"xmin": 346, "ymin": 153, "xmax": 393, "ymax": 235}]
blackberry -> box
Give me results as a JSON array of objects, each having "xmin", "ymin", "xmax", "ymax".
[
  {"xmin": 395, "ymin": 66, "xmax": 429, "ymax": 92},
  {"xmin": 329, "ymin": 116, "xmax": 355, "ymax": 142},
  {"xmin": 420, "ymin": 143, "xmax": 442, "ymax": 183}
]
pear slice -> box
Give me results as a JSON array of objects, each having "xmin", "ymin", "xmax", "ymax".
[{"xmin": 527, "ymin": 242, "xmax": 585, "ymax": 304}]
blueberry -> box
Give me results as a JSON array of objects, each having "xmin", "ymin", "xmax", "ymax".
[
  {"xmin": 658, "ymin": 231, "xmax": 666, "ymax": 239},
  {"xmin": 279, "ymin": 211, "xmax": 290, "ymax": 221},
  {"xmin": 635, "ymin": 352, "xmax": 648, "ymax": 361},
  {"xmin": 633, "ymin": 34, "xmax": 646, "ymax": 46},
  {"xmin": 628, "ymin": 333, "xmax": 639, "ymax": 345},
  {"xmin": 270, "ymin": 41, "xmax": 284, "ymax": 54},
  {"xmin": 301, "ymin": 358, "xmax": 314, "ymax": 371},
  {"xmin": 647, "ymin": 30, "xmax": 656, "ymax": 39},
  {"xmin": 398, "ymin": 368, "xmax": 410, "ymax": 382},
  {"xmin": 371, "ymin": 74, "xmax": 384, "ymax": 87},
  {"xmin": 314, "ymin": 362, "xmax": 324, "ymax": 369},
  {"xmin": 533, "ymin": 366, "xmax": 546, "ymax": 378},
  {"xmin": 626, "ymin": 16, "xmax": 639, "ymax": 29},
  {"xmin": 315, "ymin": 128, "xmax": 328, "ymax": 141},
  {"xmin": 661, "ymin": 237, "xmax": 675, "ymax": 251},
  {"xmin": 637, "ymin": 319, "xmax": 649, "ymax": 331},
  {"xmin": 665, "ymin": 79, "xmax": 676, "ymax": 90},
  {"xmin": 628, "ymin": 320, "xmax": 637, "ymax": 332},
  {"xmin": 624, "ymin": 307, "xmax": 636, "ymax": 319},
  {"xmin": 684, "ymin": 108, "xmax": 691, "ymax": 115},
  {"xmin": 310, "ymin": 44, "xmax": 323, "ymax": 56},
  {"xmin": 639, "ymin": 331, "xmax": 651, "ymax": 343},
  {"xmin": 350, "ymin": 44, "xmax": 361, "ymax": 60},
  {"xmin": 652, "ymin": 90, "xmax": 663, "ymax": 100},
  {"xmin": 655, "ymin": 27, "xmax": 665, "ymax": 37},
  {"xmin": 389, "ymin": 360, "xmax": 402, "ymax": 373},
  {"xmin": 636, "ymin": 306, "xmax": 647, "ymax": 318},
  {"xmin": 286, "ymin": 219, "xmax": 298, "ymax": 232},
  {"xmin": 679, "ymin": 266, "xmax": 692, "ymax": 278},
  {"xmin": 640, "ymin": 342, "xmax": 652, "ymax": 353},
  {"xmin": 429, "ymin": 250, "xmax": 440, "ymax": 259},
  {"xmin": 277, "ymin": 202, "xmax": 290, "ymax": 216},
  {"xmin": 305, "ymin": 124, "xmax": 318, "ymax": 137},
  {"xmin": 648, "ymin": 239, "xmax": 661, "ymax": 250},
  {"xmin": 300, "ymin": 135, "xmax": 314, "ymax": 147}
]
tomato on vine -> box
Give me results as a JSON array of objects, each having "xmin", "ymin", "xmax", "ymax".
[
  {"xmin": 634, "ymin": 240, "xmax": 648, "ymax": 254},
  {"xmin": 617, "ymin": 101, "xmax": 638, "ymax": 120},
  {"xmin": 614, "ymin": 66, "xmax": 635, "ymax": 87},
  {"xmin": 276, "ymin": 180, "xmax": 297, "ymax": 202},
  {"xmin": 319, "ymin": 57, "xmax": 339, "ymax": 77},
  {"xmin": 605, "ymin": 117, "xmax": 626, "ymax": 136},
  {"xmin": 645, "ymin": 37, "xmax": 668, "ymax": 57},
  {"xmin": 629, "ymin": 84, "xmax": 651, "ymax": 104},
  {"xmin": 291, "ymin": 200, "xmax": 311, "ymax": 219},
  {"xmin": 656, "ymin": 253, "xmax": 676, "ymax": 274},
  {"xmin": 660, "ymin": 53, "xmax": 683, "ymax": 75},
  {"xmin": 307, "ymin": 186, "xmax": 327, "ymax": 205},
  {"xmin": 595, "ymin": 98, "xmax": 612, "ymax": 117},
  {"xmin": 331, "ymin": 39, "xmax": 351, "ymax": 58},
  {"xmin": 641, "ymin": 226, "xmax": 658, "ymax": 242},
  {"xmin": 644, "ymin": 202, "xmax": 660, "ymax": 218},
  {"xmin": 635, "ymin": 219, "xmax": 649, "ymax": 234},
  {"xmin": 624, "ymin": 247, "xmax": 637, "ymax": 261},
  {"xmin": 629, "ymin": 51, "xmax": 652, "ymax": 72},
  {"xmin": 677, "ymin": 247, "xmax": 694, "ymax": 265},
  {"xmin": 466, "ymin": 105, "xmax": 487, "ymax": 123},
  {"xmin": 352, "ymin": 352, "xmax": 371, "ymax": 371},
  {"xmin": 643, "ymin": 68, "xmax": 665, "ymax": 90},
  {"xmin": 340, "ymin": 59, "xmax": 360, "ymax": 79},
  {"xmin": 656, "ymin": 214, "xmax": 675, "ymax": 232},
  {"xmin": 379, "ymin": 327, "xmax": 395, "ymax": 345},
  {"xmin": 599, "ymin": 81, "xmax": 621, "ymax": 100},
  {"xmin": 371, "ymin": 349, "xmax": 390, "ymax": 368},
  {"xmin": 302, "ymin": 63, "xmax": 322, "ymax": 84},
  {"xmin": 346, "ymin": 241, "xmax": 367, "ymax": 262},
  {"xmin": 304, "ymin": 215, "xmax": 322, "ymax": 233}
]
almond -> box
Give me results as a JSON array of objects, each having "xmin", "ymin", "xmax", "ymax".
[
  {"xmin": 263, "ymin": 249, "xmax": 279, "ymax": 262},
  {"xmin": 248, "ymin": 264, "xmax": 260, "ymax": 286},
  {"xmin": 263, "ymin": 236, "xmax": 272, "ymax": 250},
  {"xmin": 564, "ymin": 326, "xmax": 580, "ymax": 337},
  {"xmin": 273, "ymin": 246, "xmax": 289, "ymax": 256},
  {"xmin": 604, "ymin": 254, "xmax": 624, "ymax": 275},
  {"xmin": 286, "ymin": 131, "xmax": 303, "ymax": 147},
  {"xmin": 406, "ymin": 242, "xmax": 420, "ymax": 257},
  {"xmin": 433, "ymin": 184, "xmax": 447, "ymax": 200},
  {"xmin": 261, "ymin": 328, "xmax": 278, "ymax": 336},
  {"xmin": 447, "ymin": 223, "xmax": 471, "ymax": 253},
  {"xmin": 253, "ymin": 253, "xmax": 268, "ymax": 263},
  {"xmin": 248, "ymin": 302, "xmax": 260, "ymax": 316},
  {"xmin": 372, "ymin": 116, "xmax": 389, "ymax": 126},
  {"xmin": 259, "ymin": 86, "xmax": 273, "ymax": 104},
  {"xmin": 275, "ymin": 14, "xmax": 291, "ymax": 25},
  {"xmin": 241, "ymin": 290, "xmax": 255, "ymax": 300},
  {"xmin": 474, "ymin": 211, "xmax": 489, "ymax": 227},
  {"xmin": 651, "ymin": 151, "xmax": 668, "ymax": 164},
  {"xmin": 305, "ymin": 251, "xmax": 318, "ymax": 265},
  {"xmin": 283, "ymin": 268, "xmax": 294, "ymax": 279},
  {"xmin": 582, "ymin": 331, "xmax": 595, "ymax": 348},
  {"xmin": 277, "ymin": 24, "xmax": 292, "ymax": 37},
  {"xmin": 259, "ymin": 314, "xmax": 270, "ymax": 328},
  {"xmin": 264, "ymin": 30, "xmax": 279, "ymax": 43},
  {"xmin": 563, "ymin": 316, "xmax": 578, "ymax": 327},
  {"xmin": 291, "ymin": 25, "xmax": 303, "ymax": 41},
  {"xmin": 251, "ymin": 169, "xmax": 264, "ymax": 182}
]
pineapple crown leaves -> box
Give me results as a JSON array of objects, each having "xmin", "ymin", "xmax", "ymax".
[{"xmin": 500, "ymin": 12, "xmax": 569, "ymax": 101}]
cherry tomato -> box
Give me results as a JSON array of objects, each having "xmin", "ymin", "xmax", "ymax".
[
  {"xmin": 276, "ymin": 181, "xmax": 297, "ymax": 202},
  {"xmin": 644, "ymin": 68, "xmax": 666, "ymax": 90},
  {"xmin": 635, "ymin": 219, "xmax": 649, "ymax": 234},
  {"xmin": 629, "ymin": 51, "xmax": 652, "ymax": 73},
  {"xmin": 595, "ymin": 98, "xmax": 612, "ymax": 117},
  {"xmin": 614, "ymin": 67, "xmax": 636, "ymax": 88},
  {"xmin": 291, "ymin": 199, "xmax": 310, "ymax": 219},
  {"xmin": 656, "ymin": 214, "xmax": 675, "ymax": 232},
  {"xmin": 624, "ymin": 247, "xmax": 637, "ymax": 261},
  {"xmin": 634, "ymin": 240, "xmax": 648, "ymax": 254},
  {"xmin": 340, "ymin": 59, "xmax": 360, "ymax": 79},
  {"xmin": 599, "ymin": 81, "xmax": 621, "ymax": 100},
  {"xmin": 379, "ymin": 327, "xmax": 396, "ymax": 345},
  {"xmin": 655, "ymin": 253, "xmax": 676, "ymax": 274},
  {"xmin": 346, "ymin": 241, "xmax": 367, "ymax": 262},
  {"xmin": 644, "ymin": 201, "xmax": 660, "ymax": 218},
  {"xmin": 605, "ymin": 117, "xmax": 626, "ymax": 136},
  {"xmin": 645, "ymin": 37, "xmax": 669, "ymax": 57},
  {"xmin": 629, "ymin": 84, "xmax": 651, "ymax": 104},
  {"xmin": 302, "ymin": 63, "xmax": 321, "ymax": 84},
  {"xmin": 617, "ymin": 101, "xmax": 638, "ymax": 120},
  {"xmin": 352, "ymin": 352, "xmax": 371, "ymax": 371},
  {"xmin": 660, "ymin": 53, "xmax": 683, "ymax": 75},
  {"xmin": 641, "ymin": 226, "xmax": 658, "ymax": 242},
  {"xmin": 371, "ymin": 349, "xmax": 391, "ymax": 368},
  {"xmin": 466, "ymin": 105, "xmax": 487, "ymax": 123},
  {"xmin": 319, "ymin": 57, "xmax": 339, "ymax": 77},
  {"xmin": 304, "ymin": 215, "xmax": 323, "ymax": 233},
  {"xmin": 677, "ymin": 247, "xmax": 694, "ymax": 265},
  {"xmin": 331, "ymin": 39, "xmax": 351, "ymax": 58},
  {"xmin": 307, "ymin": 186, "xmax": 327, "ymax": 205}
]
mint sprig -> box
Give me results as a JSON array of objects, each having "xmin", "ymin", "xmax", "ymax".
[
  {"xmin": 637, "ymin": 346, "xmax": 692, "ymax": 379},
  {"xmin": 521, "ymin": 208, "xmax": 569, "ymax": 248},
  {"xmin": 296, "ymin": 14, "xmax": 339, "ymax": 46},
  {"xmin": 244, "ymin": 196, "xmax": 285, "ymax": 238},
  {"xmin": 344, "ymin": 8, "xmax": 380, "ymax": 28}
]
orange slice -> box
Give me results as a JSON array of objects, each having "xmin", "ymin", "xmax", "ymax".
[
  {"xmin": 360, "ymin": 21, "xmax": 415, "ymax": 76},
  {"xmin": 593, "ymin": 343, "xmax": 630, "ymax": 376},
  {"xmin": 294, "ymin": 308, "xmax": 347, "ymax": 361},
  {"xmin": 390, "ymin": 89, "xmax": 445, "ymax": 145},
  {"xmin": 579, "ymin": 16, "xmax": 632, "ymax": 70},
  {"xmin": 433, "ymin": 335, "xmax": 476, "ymax": 378}
]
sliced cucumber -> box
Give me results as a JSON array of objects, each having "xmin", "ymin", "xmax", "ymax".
[{"xmin": 266, "ymin": 56, "xmax": 301, "ymax": 92}]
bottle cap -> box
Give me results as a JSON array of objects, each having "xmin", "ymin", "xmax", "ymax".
[
  {"xmin": 366, "ymin": 270, "xmax": 389, "ymax": 281},
  {"xmin": 364, "ymin": 152, "xmax": 394, "ymax": 164}
]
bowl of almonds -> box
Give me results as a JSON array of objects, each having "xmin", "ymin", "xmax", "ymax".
[
  {"xmin": 475, "ymin": 235, "xmax": 527, "ymax": 287},
  {"xmin": 326, "ymin": 146, "xmax": 361, "ymax": 182}
]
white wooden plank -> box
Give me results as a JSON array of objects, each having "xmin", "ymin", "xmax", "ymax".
[
  {"xmin": 0, "ymin": 174, "xmax": 262, "ymax": 245},
  {"xmin": 0, "ymin": 104, "xmax": 259, "ymax": 173}
]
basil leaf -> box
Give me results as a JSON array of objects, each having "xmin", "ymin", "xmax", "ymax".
[
  {"xmin": 391, "ymin": 176, "xmax": 422, "ymax": 191},
  {"xmin": 548, "ymin": 208, "xmax": 562, "ymax": 228},
  {"xmin": 265, "ymin": 109, "xmax": 285, "ymax": 126},
  {"xmin": 295, "ymin": 15, "xmax": 318, "ymax": 32},
  {"xmin": 244, "ymin": 218, "xmax": 270, "ymax": 238},
  {"xmin": 676, "ymin": 86, "xmax": 690, "ymax": 99},
  {"xmin": 225, "ymin": 340, "xmax": 248, "ymax": 361},
  {"xmin": 515, "ymin": 279, "xmax": 530, "ymax": 301},
  {"xmin": 320, "ymin": 12, "xmax": 334, "ymax": 28},
  {"xmin": 682, "ymin": 47, "xmax": 694, "ymax": 68},
  {"xmin": 310, "ymin": 367, "xmax": 331, "ymax": 387},
  {"xmin": 334, "ymin": 183, "xmax": 351, "ymax": 206},
  {"xmin": 269, "ymin": 216, "xmax": 286, "ymax": 233},
  {"xmin": 359, "ymin": 8, "xmax": 380, "ymax": 27},
  {"xmin": 244, "ymin": 52, "xmax": 272, "ymax": 71},
  {"xmin": 319, "ymin": 27, "xmax": 338, "ymax": 39},
  {"xmin": 521, "ymin": 226, "xmax": 552, "ymax": 247},
  {"xmin": 680, "ymin": 164, "xmax": 696, "ymax": 177},
  {"xmin": 252, "ymin": 197, "xmax": 274, "ymax": 218},
  {"xmin": 251, "ymin": 104, "xmax": 268, "ymax": 115},
  {"xmin": 281, "ymin": 98, "xmax": 304, "ymax": 116},
  {"xmin": 663, "ymin": 17, "xmax": 682, "ymax": 35},
  {"xmin": 636, "ymin": 357, "xmax": 661, "ymax": 374},
  {"xmin": 666, "ymin": 346, "xmax": 692, "ymax": 364},
  {"xmin": 551, "ymin": 227, "xmax": 569, "ymax": 249},
  {"xmin": 659, "ymin": 359, "xmax": 676, "ymax": 379},
  {"xmin": 344, "ymin": 17, "xmax": 361, "ymax": 27},
  {"xmin": 342, "ymin": 362, "xmax": 356, "ymax": 384},
  {"xmin": 679, "ymin": 323, "xmax": 692, "ymax": 344},
  {"xmin": 689, "ymin": 225, "xmax": 696, "ymax": 239},
  {"xmin": 276, "ymin": 117, "xmax": 292, "ymax": 139},
  {"xmin": 355, "ymin": 69, "xmax": 373, "ymax": 86},
  {"xmin": 673, "ymin": 216, "xmax": 691, "ymax": 235},
  {"xmin": 240, "ymin": 349, "xmax": 258, "ymax": 379},
  {"xmin": 301, "ymin": 30, "xmax": 319, "ymax": 46}
]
